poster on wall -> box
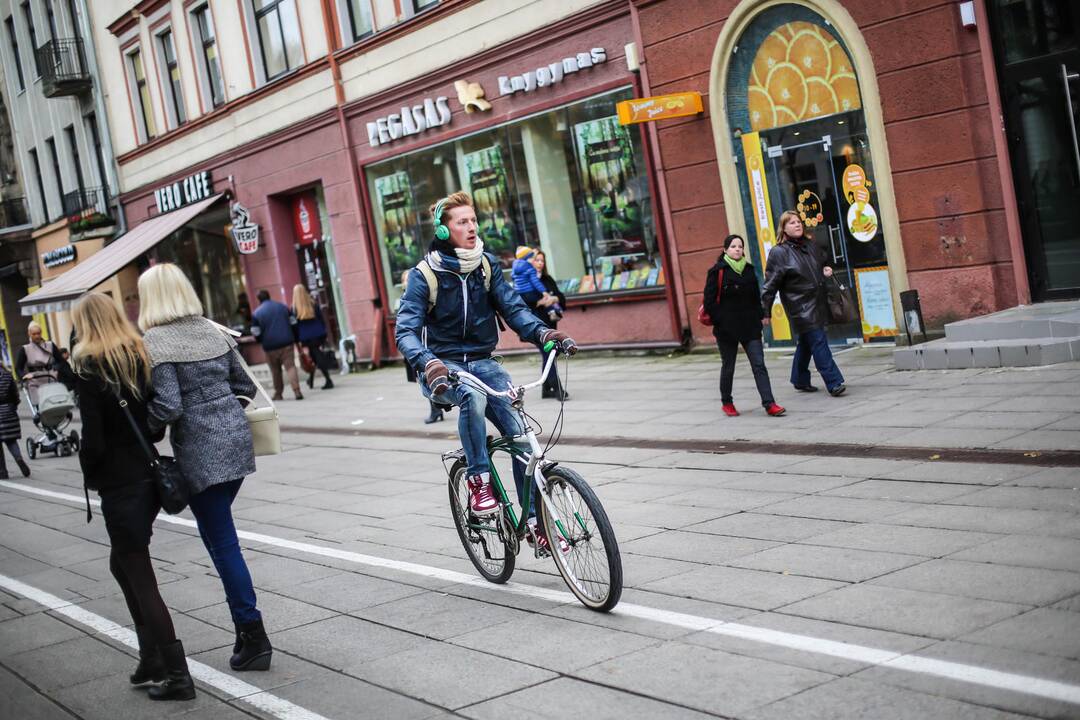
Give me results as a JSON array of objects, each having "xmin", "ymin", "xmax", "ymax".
[
  {"xmin": 291, "ymin": 192, "xmax": 322, "ymax": 247},
  {"xmin": 463, "ymin": 146, "xmax": 516, "ymax": 264},
  {"xmin": 841, "ymin": 163, "xmax": 878, "ymax": 242},
  {"xmin": 374, "ymin": 172, "xmax": 422, "ymax": 283},
  {"xmin": 854, "ymin": 266, "xmax": 898, "ymax": 341},
  {"xmin": 573, "ymin": 116, "xmax": 647, "ymax": 258}
]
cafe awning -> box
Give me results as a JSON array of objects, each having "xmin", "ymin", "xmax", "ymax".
[{"xmin": 20, "ymin": 193, "xmax": 227, "ymax": 315}]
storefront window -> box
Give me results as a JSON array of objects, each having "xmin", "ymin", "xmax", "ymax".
[
  {"xmin": 367, "ymin": 88, "xmax": 663, "ymax": 311},
  {"xmin": 151, "ymin": 205, "xmax": 249, "ymax": 331}
]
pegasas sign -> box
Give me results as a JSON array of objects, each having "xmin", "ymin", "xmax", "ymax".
[{"xmin": 367, "ymin": 97, "xmax": 452, "ymax": 148}]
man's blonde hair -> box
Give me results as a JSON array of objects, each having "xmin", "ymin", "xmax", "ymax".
[
  {"xmin": 137, "ymin": 263, "xmax": 204, "ymax": 331},
  {"xmin": 429, "ymin": 191, "xmax": 473, "ymax": 225}
]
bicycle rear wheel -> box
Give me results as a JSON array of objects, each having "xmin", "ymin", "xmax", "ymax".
[
  {"xmin": 540, "ymin": 466, "xmax": 622, "ymax": 612},
  {"xmin": 448, "ymin": 461, "xmax": 515, "ymax": 584}
]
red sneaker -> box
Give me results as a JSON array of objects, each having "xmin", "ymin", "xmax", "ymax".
[
  {"xmin": 529, "ymin": 522, "xmax": 569, "ymax": 555},
  {"xmin": 765, "ymin": 402, "xmax": 787, "ymax": 417},
  {"xmin": 467, "ymin": 475, "xmax": 499, "ymax": 516},
  {"xmin": 722, "ymin": 403, "xmax": 739, "ymax": 417}
]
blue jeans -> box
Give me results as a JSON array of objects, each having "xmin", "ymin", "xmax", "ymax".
[
  {"xmin": 187, "ymin": 479, "xmax": 261, "ymax": 625},
  {"xmin": 422, "ymin": 358, "xmax": 535, "ymax": 517},
  {"xmin": 790, "ymin": 328, "xmax": 845, "ymax": 391}
]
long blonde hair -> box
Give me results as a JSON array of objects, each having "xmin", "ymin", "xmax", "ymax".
[
  {"xmin": 775, "ymin": 210, "xmax": 809, "ymax": 246},
  {"xmin": 71, "ymin": 293, "xmax": 151, "ymax": 397},
  {"xmin": 137, "ymin": 263, "xmax": 204, "ymax": 331},
  {"xmin": 292, "ymin": 284, "xmax": 315, "ymax": 321}
]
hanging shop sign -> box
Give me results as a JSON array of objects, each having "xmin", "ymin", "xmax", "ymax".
[
  {"xmin": 854, "ymin": 266, "xmax": 898, "ymax": 341},
  {"xmin": 498, "ymin": 48, "xmax": 607, "ymax": 97},
  {"xmin": 154, "ymin": 170, "xmax": 213, "ymax": 214},
  {"xmin": 367, "ymin": 96, "xmax": 452, "ymax": 147},
  {"xmin": 291, "ymin": 193, "xmax": 321, "ymax": 247},
  {"xmin": 42, "ymin": 244, "xmax": 77, "ymax": 268},
  {"xmin": 741, "ymin": 131, "xmax": 791, "ymax": 341},
  {"xmin": 230, "ymin": 202, "xmax": 260, "ymax": 255},
  {"xmin": 616, "ymin": 91, "xmax": 703, "ymax": 125}
]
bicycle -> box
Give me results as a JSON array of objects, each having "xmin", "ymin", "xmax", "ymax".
[{"xmin": 442, "ymin": 342, "xmax": 623, "ymax": 612}]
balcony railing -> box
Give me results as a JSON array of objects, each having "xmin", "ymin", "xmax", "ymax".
[
  {"xmin": 0, "ymin": 197, "xmax": 30, "ymax": 229},
  {"xmin": 63, "ymin": 186, "xmax": 114, "ymax": 233},
  {"xmin": 36, "ymin": 38, "xmax": 92, "ymax": 98}
]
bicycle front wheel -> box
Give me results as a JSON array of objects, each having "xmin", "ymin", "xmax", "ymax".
[
  {"xmin": 448, "ymin": 461, "xmax": 515, "ymax": 584},
  {"xmin": 540, "ymin": 466, "xmax": 622, "ymax": 612}
]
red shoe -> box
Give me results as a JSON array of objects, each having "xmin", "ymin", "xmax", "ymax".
[
  {"xmin": 467, "ymin": 475, "xmax": 500, "ymax": 516},
  {"xmin": 529, "ymin": 521, "xmax": 569, "ymax": 555},
  {"xmin": 722, "ymin": 403, "xmax": 739, "ymax": 417},
  {"xmin": 765, "ymin": 402, "xmax": 787, "ymax": 417}
]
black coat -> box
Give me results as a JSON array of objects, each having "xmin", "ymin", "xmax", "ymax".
[
  {"xmin": 703, "ymin": 260, "xmax": 766, "ymax": 343},
  {"xmin": 0, "ymin": 367, "xmax": 20, "ymax": 441},
  {"xmin": 526, "ymin": 274, "xmax": 566, "ymax": 330},
  {"xmin": 77, "ymin": 362, "xmax": 164, "ymax": 493},
  {"xmin": 760, "ymin": 239, "xmax": 828, "ymax": 334}
]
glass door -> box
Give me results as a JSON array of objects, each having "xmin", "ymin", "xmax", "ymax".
[{"xmin": 989, "ymin": 0, "xmax": 1080, "ymax": 299}]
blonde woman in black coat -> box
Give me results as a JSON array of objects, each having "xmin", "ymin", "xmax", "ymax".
[{"xmin": 73, "ymin": 293, "xmax": 194, "ymax": 701}]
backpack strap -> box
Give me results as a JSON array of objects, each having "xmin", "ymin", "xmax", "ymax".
[{"xmin": 416, "ymin": 255, "xmax": 494, "ymax": 311}]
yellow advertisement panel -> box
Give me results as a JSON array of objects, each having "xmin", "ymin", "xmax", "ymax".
[{"xmin": 740, "ymin": 132, "xmax": 791, "ymax": 340}]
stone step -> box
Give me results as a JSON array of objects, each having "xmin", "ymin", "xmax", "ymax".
[
  {"xmin": 894, "ymin": 336, "xmax": 1080, "ymax": 370},
  {"xmin": 944, "ymin": 302, "xmax": 1080, "ymax": 342}
]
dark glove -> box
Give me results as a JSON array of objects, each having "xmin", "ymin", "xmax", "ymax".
[
  {"xmin": 543, "ymin": 330, "xmax": 578, "ymax": 356},
  {"xmin": 425, "ymin": 359, "xmax": 450, "ymax": 395}
]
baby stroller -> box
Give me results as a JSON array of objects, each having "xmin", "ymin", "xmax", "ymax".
[{"xmin": 22, "ymin": 374, "xmax": 79, "ymax": 458}]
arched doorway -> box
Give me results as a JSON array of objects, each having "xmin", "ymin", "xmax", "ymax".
[{"xmin": 709, "ymin": 1, "xmax": 907, "ymax": 345}]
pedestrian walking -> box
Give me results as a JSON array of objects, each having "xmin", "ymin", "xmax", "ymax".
[
  {"xmin": 760, "ymin": 210, "xmax": 846, "ymax": 396},
  {"xmin": 522, "ymin": 250, "xmax": 568, "ymax": 400},
  {"xmin": 703, "ymin": 235, "xmax": 785, "ymax": 417},
  {"xmin": 291, "ymin": 284, "xmax": 334, "ymax": 391},
  {"xmin": 397, "ymin": 270, "xmax": 452, "ymax": 424},
  {"xmin": 72, "ymin": 293, "xmax": 195, "ymax": 701},
  {"xmin": 137, "ymin": 263, "xmax": 273, "ymax": 672},
  {"xmin": 251, "ymin": 289, "xmax": 303, "ymax": 401},
  {"xmin": 0, "ymin": 364, "xmax": 32, "ymax": 478}
]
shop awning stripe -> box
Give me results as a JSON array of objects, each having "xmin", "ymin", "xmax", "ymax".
[{"xmin": 19, "ymin": 193, "xmax": 226, "ymax": 314}]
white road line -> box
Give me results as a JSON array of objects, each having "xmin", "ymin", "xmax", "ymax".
[
  {"xmin": 0, "ymin": 573, "xmax": 331, "ymax": 720},
  {"xmin": 4, "ymin": 479, "xmax": 1079, "ymax": 706}
]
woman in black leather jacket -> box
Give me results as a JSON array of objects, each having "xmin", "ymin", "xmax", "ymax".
[{"xmin": 760, "ymin": 211, "xmax": 846, "ymax": 396}]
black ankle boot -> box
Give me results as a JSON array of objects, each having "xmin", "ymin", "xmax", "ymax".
[
  {"xmin": 307, "ymin": 373, "xmax": 315, "ymax": 389},
  {"xmin": 230, "ymin": 620, "xmax": 272, "ymax": 671},
  {"xmin": 130, "ymin": 626, "xmax": 166, "ymax": 685},
  {"xmin": 321, "ymin": 377, "xmax": 334, "ymax": 389},
  {"xmin": 147, "ymin": 640, "xmax": 195, "ymax": 701}
]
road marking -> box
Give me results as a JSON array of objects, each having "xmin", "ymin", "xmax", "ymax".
[
  {"xmin": 0, "ymin": 573, "xmax": 332, "ymax": 720},
  {"xmin": 4, "ymin": 480, "xmax": 1079, "ymax": 706}
]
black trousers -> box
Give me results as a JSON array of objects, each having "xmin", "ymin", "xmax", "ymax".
[{"xmin": 716, "ymin": 336, "xmax": 774, "ymax": 406}]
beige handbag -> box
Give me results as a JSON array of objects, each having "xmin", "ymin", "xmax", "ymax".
[{"xmin": 233, "ymin": 348, "xmax": 282, "ymax": 456}]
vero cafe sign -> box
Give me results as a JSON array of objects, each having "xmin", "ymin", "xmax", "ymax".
[{"xmin": 154, "ymin": 170, "xmax": 213, "ymax": 214}]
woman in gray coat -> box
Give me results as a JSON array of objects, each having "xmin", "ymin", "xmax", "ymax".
[{"xmin": 138, "ymin": 263, "xmax": 272, "ymax": 672}]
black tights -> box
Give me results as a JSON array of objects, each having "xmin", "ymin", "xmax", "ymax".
[
  {"xmin": 0, "ymin": 439, "xmax": 23, "ymax": 473},
  {"xmin": 109, "ymin": 548, "xmax": 176, "ymax": 647},
  {"xmin": 302, "ymin": 340, "xmax": 333, "ymax": 384}
]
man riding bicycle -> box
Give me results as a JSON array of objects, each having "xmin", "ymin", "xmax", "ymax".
[{"xmin": 395, "ymin": 191, "xmax": 577, "ymax": 552}]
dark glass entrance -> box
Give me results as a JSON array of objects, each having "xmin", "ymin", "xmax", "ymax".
[{"xmin": 988, "ymin": 0, "xmax": 1080, "ymax": 300}]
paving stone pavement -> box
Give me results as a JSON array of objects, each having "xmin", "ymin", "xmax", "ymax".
[{"xmin": 1, "ymin": 348, "xmax": 1079, "ymax": 719}]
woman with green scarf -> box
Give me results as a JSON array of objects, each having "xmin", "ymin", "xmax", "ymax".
[{"xmin": 702, "ymin": 234, "xmax": 785, "ymax": 417}]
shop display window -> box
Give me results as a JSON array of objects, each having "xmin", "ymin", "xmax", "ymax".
[
  {"xmin": 151, "ymin": 206, "xmax": 250, "ymax": 332},
  {"xmin": 367, "ymin": 88, "xmax": 663, "ymax": 311}
]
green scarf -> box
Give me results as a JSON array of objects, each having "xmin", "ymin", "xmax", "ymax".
[{"xmin": 723, "ymin": 253, "xmax": 748, "ymax": 275}]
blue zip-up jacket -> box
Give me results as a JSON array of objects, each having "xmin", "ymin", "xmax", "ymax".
[
  {"xmin": 252, "ymin": 299, "xmax": 296, "ymax": 351},
  {"xmin": 395, "ymin": 252, "xmax": 549, "ymax": 371}
]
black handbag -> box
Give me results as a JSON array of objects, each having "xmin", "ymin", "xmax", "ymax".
[
  {"xmin": 113, "ymin": 388, "xmax": 189, "ymax": 515},
  {"xmin": 826, "ymin": 275, "xmax": 858, "ymax": 325}
]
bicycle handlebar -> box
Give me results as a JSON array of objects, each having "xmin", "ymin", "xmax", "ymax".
[{"xmin": 449, "ymin": 345, "xmax": 563, "ymax": 399}]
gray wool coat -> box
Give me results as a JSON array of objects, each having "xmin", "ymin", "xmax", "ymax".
[{"xmin": 145, "ymin": 317, "xmax": 258, "ymax": 495}]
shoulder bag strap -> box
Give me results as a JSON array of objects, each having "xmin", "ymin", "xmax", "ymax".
[
  {"xmin": 231, "ymin": 346, "xmax": 277, "ymax": 411},
  {"xmin": 109, "ymin": 384, "xmax": 158, "ymax": 463}
]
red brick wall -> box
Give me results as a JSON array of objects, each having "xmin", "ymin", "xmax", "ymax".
[{"xmin": 634, "ymin": 0, "xmax": 1017, "ymax": 333}]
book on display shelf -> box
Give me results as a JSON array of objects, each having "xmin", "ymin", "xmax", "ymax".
[{"xmin": 578, "ymin": 274, "xmax": 596, "ymax": 293}]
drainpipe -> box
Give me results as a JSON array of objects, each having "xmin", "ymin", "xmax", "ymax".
[
  {"xmin": 320, "ymin": 0, "xmax": 386, "ymax": 366},
  {"xmin": 76, "ymin": 0, "xmax": 126, "ymax": 237}
]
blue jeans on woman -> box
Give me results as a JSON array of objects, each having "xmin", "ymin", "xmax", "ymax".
[
  {"xmin": 187, "ymin": 478, "xmax": 261, "ymax": 625},
  {"xmin": 422, "ymin": 358, "xmax": 535, "ymax": 517},
  {"xmin": 791, "ymin": 327, "xmax": 845, "ymax": 391}
]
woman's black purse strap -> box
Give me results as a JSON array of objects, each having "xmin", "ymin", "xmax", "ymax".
[{"xmin": 111, "ymin": 386, "xmax": 159, "ymax": 464}]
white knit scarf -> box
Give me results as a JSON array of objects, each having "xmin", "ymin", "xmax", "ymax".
[{"xmin": 454, "ymin": 241, "xmax": 485, "ymax": 274}]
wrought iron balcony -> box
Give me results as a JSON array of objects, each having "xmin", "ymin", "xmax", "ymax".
[
  {"xmin": 36, "ymin": 38, "xmax": 92, "ymax": 98},
  {"xmin": 0, "ymin": 197, "xmax": 30, "ymax": 229},
  {"xmin": 63, "ymin": 186, "xmax": 113, "ymax": 232}
]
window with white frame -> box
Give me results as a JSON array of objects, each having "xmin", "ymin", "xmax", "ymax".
[
  {"xmin": 126, "ymin": 48, "xmax": 157, "ymax": 142},
  {"xmin": 156, "ymin": 28, "xmax": 186, "ymax": 127},
  {"xmin": 190, "ymin": 3, "xmax": 225, "ymax": 109},
  {"xmin": 411, "ymin": 0, "xmax": 439, "ymax": 13},
  {"xmin": 252, "ymin": 0, "xmax": 302, "ymax": 81},
  {"xmin": 344, "ymin": 0, "xmax": 373, "ymax": 41}
]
